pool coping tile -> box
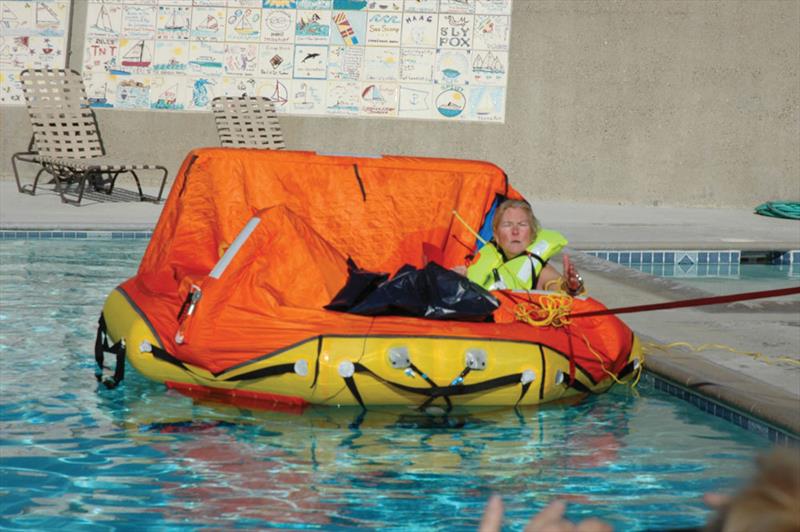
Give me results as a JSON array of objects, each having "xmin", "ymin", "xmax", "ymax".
[
  {"xmin": 642, "ymin": 341, "xmax": 799, "ymax": 444},
  {"xmin": 0, "ymin": 230, "xmax": 153, "ymax": 240}
]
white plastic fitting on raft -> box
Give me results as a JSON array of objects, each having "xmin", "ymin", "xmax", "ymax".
[
  {"xmin": 294, "ymin": 359, "xmax": 308, "ymax": 377},
  {"xmin": 175, "ymin": 331, "xmax": 184, "ymax": 344},
  {"xmin": 520, "ymin": 370, "xmax": 536, "ymax": 385},
  {"xmin": 555, "ymin": 370, "xmax": 565, "ymax": 385},
  {"xmin": 338, "ymin": 360, "xmax": 355, "ymax": 378},
  {"xmin": 387, "ymin": 346, "xmax": 410, "ymax": 369},
  {"xmin": 140, "ymin": 340, "xmax": 152, "ymax": 353},
  {"xmin": 465, "ymin": 348, "xmax": 487, "ymax": 370}
]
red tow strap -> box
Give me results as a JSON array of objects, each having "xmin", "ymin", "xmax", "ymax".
[{"xmin": 570, "ymin": 286, "xmax": 800, "ymax": 319}]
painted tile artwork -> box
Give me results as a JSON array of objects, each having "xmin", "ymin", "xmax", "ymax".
[
  {"xmin": 5, "ymin": 0, "xmax": 512, "ymax": 121},
  {"xmin": 0, "ymin": 0, "xmax": 72, "ymax": 105}
]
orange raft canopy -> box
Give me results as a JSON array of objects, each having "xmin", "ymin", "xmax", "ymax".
[{"xmin": 99, "ymin": 149, "xmax": 642, "ymax": 408}]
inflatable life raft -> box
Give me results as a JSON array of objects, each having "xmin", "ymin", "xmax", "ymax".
[{"xmin": 97, "ymin": 149, "xmax": 642, "ymax": 409}]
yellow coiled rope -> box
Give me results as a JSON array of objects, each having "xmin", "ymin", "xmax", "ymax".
[
  {"xmin": 513, "ymin": 294, "xmax": 574, "ymax": 328},
  {"xmin": 582, "ymin": 334, "xmax": 644, "ymax": 392}
]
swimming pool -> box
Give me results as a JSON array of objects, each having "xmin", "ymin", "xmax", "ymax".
[{"xmin": 0, "ymin": 240, "xmax": 769, "ymax": 530}]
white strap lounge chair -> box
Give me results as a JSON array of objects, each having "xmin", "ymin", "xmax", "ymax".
[
  {"xmin": 211, "ymin": 96, "xmax": 286, "ymax": 150},
  {"xmin": 11, "ymin": 69, "xmax": 169, "ymax": 205}
]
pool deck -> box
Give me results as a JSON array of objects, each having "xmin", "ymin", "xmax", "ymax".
[{"xmin": 1, "ymin": 179, "xmax": 798, "ymax": 437}]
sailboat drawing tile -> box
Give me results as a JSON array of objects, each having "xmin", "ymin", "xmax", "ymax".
[
  {"xmin": 225, "ymin": 6, "xmax": 261, "ymax": 42},
  {"xmin": 157, "ymin": 6, "xmax": 191, "ymax": 40},
  {"xmin": 471, "ymin": 49, "xmax": 506, "ymax": 85},
  {"xmin": 86, "ymin": 3, "xmax": 122, "ymax": 38},
  {"xmin": 359, "ymin": 81, "xmax": 398, "ymax": 117},
  {"xmin": 466, "ymin": 84, "xmax": 504, "ymax": 122},
  {"xmin": 118, "ymin": 38, "xmax": 154, "ymax": 73},
  {"xmin": 0, "ymin": 2, "xmax": 34, "ymax": 38},
  {"xmin": 191, "ymin": 7, "xmax": 226, "ymax": 42},
  {"xmin": 150, "ymin": 77, "xmax": 186, "ymax": 109}
]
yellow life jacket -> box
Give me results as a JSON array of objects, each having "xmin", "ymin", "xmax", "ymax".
[{"xmin": 467, "ymin": 229, "xmax": 568, "ymax": 291}]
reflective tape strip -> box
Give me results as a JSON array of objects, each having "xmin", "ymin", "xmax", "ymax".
[{"xmin": 209, "ymin": 217, "xmax": 261, "ymax": 279}]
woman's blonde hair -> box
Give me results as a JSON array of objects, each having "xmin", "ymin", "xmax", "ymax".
[{"xmin": 491, "ymin": 199, "xmax": 540, "ymax": 240}]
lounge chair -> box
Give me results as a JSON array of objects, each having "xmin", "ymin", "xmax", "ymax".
[
  {"xmin": 11, "ymin": 68, "xmax": 168, "ymax": 205},
  {"xmin": 211, "ymin": 96, "xmax": 286, "ymax": 149}
]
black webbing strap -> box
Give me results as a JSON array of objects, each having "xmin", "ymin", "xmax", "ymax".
[
  {"xmin": 451, "ymin": 366, "xmax": 471, "ymax": 385},
  {"xmin": 147, "ymin": 344, "xmax": 296, "ymax": 383},
  {"xmin": 311, "ymin": 335, "xmax": 322, "ymax": 389},
  {"xmin": 515, "ymin": 381, "xmax": 532, "ymax": 407},
  {"xmin": 94, "ymin": 314, "xmax": 126, "ymax": 389},
  {"xmin": 352, "ymin": 164, "xmax": 367, "ymax": 201},
  {"xmin": 409, "ymin": 362, "xmax": 452, "ymax": 412},
  {"xmin": 353, "ymin": 362, "xmax": 522, "ymax": 398},
  {"xmin": 223, "ymin": 363, "xmax": 296, "ymax": 381},
  {"xmin": 149, "ymin": 344, "xmax": 190, "ymax": 372},
  {"xmin": 177, "ymin": 154, "xmax": 198, "ymax": 198},
  {"xmin": 564, "ymin": 377, "xmax": 591, "ymax": 393},
  {"xmin": 344, "ymin": 376, "xmax": 366, "ymax": 409}
]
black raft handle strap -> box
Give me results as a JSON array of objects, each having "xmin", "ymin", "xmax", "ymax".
[{"xmin": 95, "ymin": 314, "xmax": 125, "ymax": 389}]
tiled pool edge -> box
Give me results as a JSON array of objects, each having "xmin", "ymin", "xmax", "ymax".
[
  {"xmin": 0, "ymin": 230, "xmax": 153, "ymax": 240},
  {"xmin": 641, "ymin": 371, "xmax": 798, "ymax": 445},
  {"xmin": 584, "ymin": 249, "xmax": 800, "ymax": 265}
]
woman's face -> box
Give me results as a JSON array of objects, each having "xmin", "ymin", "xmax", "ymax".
[{"xmin": 495, "ymin": 207, "xmax": 533, "ymax": 259}]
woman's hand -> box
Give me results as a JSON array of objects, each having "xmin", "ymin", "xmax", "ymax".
[{"xmin": 562, "ymin": 254, "xmax": 584, "ymax": 295}]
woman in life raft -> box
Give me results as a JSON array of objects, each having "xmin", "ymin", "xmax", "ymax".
[{"xmin": 453, "ymin": 199, "xmax": 583, "ymax": 295}]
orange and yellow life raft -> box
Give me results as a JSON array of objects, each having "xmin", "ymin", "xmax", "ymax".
[{"xmin": 98, "ymin": 149, "xmax": 642, "ymax": 408}]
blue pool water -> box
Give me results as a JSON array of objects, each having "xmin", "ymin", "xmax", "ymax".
[
  {"xmin": 625, "ymin": 263, "xmax": 799, "ymax": 297},
  {"xmin": 0, "ymin": 240, "xmax": 771, "ymax": 530}
]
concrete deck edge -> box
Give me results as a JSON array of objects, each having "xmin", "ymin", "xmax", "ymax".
[{"xmin": 642, "ymin": 340, "xmax": 799, "ymax": 437}]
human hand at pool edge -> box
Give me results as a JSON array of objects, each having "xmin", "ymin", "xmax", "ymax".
[{"xmin": 479, "ymin": 495, "xmax": 613, "ymax": 532}]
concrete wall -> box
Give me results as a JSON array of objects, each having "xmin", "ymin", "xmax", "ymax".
[{"xmin": 1, "ymin": 0, "xmax": 797, "ymax": 207}]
